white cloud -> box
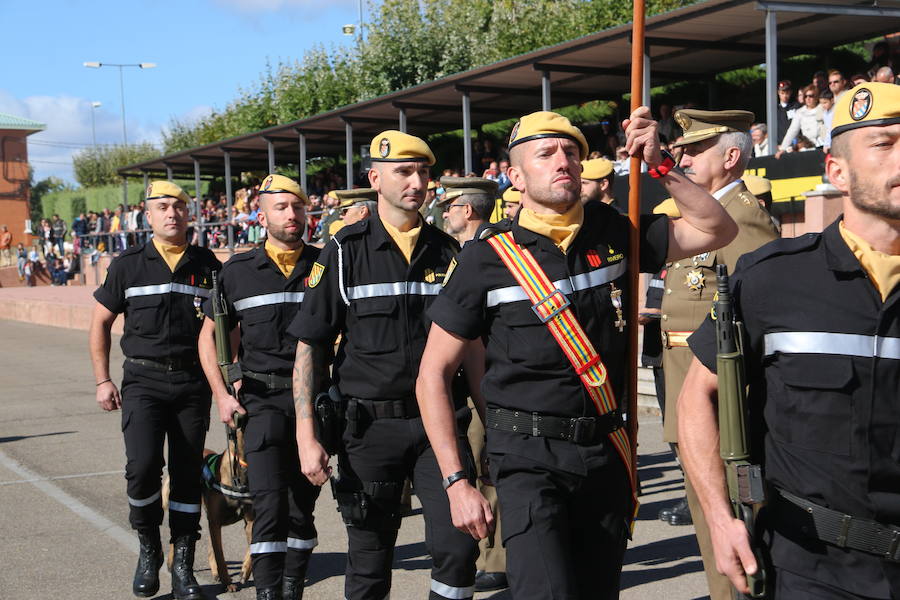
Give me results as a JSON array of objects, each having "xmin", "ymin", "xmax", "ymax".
[{"xmin": 0, "ymin": 90, "xmax": 163, "ymax": 184}]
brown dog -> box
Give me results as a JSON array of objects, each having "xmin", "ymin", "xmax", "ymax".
[{"xmin": 163, "ymin": 418, "xmax": 255, "ymax": 592}]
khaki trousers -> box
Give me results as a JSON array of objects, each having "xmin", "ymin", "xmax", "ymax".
[{"xmin": 466, "ymin": 400, "xmax": 506, "ymax": 573}]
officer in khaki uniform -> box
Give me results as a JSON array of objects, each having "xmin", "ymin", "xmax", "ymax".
[
  {"xmin": 580, "ymin": 157, "xmax": 620, "ymax": 211},
  {"xmin": 335, "ymin": 188, "xmax": 378, "ymax": 226},
  {"xmin": 660, "ymin": 109, "xmax": 779, "ymax": 600}
]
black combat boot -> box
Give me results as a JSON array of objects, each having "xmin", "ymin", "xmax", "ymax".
[
  {"xmin": 256, "ymin": 588, "xmax": 280, "ymax": 600},
  {"xmin": 171, "ymin": 535, "xmax": 203, "ymax": 600},
  {"xmin": 658, "ymin": 497, "xmax": 688, "ymax": 521},
  {"xmin": 283, "ymin": 575, "xmax": 304, "ymax": 600},
  {"xmin": 132, "ymin": 529, "xmax": 163, "ymax": 597}
]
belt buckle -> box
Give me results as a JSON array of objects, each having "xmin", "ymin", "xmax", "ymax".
[
  {"xmin": 531, "ymin": 289, "xmax": 570, "ymax": 323},
  {"xmin": 888, "ymin": 530, "xmax": 900, "ymax": 562},
  {"xmin": 531, "ymin": 412, "xmax": 541, "ymax": 437}
]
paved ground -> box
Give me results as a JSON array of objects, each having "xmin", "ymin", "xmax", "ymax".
[{"xmin": 0, "ymin": 319, "xmax": 709, "ymax": 599}]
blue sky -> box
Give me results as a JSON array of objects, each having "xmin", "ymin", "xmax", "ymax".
[{"xmin": 1, "ymin": 0, "xmax": 367, "ymax": 182}]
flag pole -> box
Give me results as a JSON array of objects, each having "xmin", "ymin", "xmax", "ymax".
[{"xmin": 627, "ymin": 0, "xmax": 646, "ymax": 488}]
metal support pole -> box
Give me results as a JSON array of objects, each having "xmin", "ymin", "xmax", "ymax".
[
  {"xmin": 166, "ymin": 164, "xmax": 174, "ymax": 182},
  {"xmin": 193, "ymin": 158, "xmax": 204, "ymax": 246},
  {"xmin": 224, "ymin": 150, "xmax": 234, "ymax": 251},
  {"xmin": 267, "ymin": 138, "xmax": 275, "ymax": 173},
  {"xmin": 118, "ymin": 65, "xmax": 128, "ymax": 145},
  {"xmin": 462, "ymin": 92, "xmax": 472, "ymax": 175},
  {"xmin": 142, "ymin": 172, "xmax": 149, "ymax": 194},
  {"xmin": 123, "ymin": 178, "xmax": 128, "ymax": 207},
  {"xmin": 765, "ymin": 9, "xmax": 778, "ymax": 155},
  {"xmin": 642, "ymin": 50, "xmax": 651, "ymax": 107},
  {"xmin": 298, "ymin": 132, "xmax": 308, "ymax": 191},
  {"xmin": 399, "ymin": 108, "xmax": 407, "ymax": 133},
  {"xmin": 541, "ymin": 71, "xmax": 551, "ymax": 111},
  {"xmin": 345, "ymin": 121, "xmax": 354, "ymax": 187}
]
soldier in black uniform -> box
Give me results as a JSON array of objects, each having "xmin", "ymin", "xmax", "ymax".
[
  {"xmin": 290, "ymin": 130, "xmax": 482, "ymax": 600},
  {"xmin": 415, "ymin": 109, "xmax": 738, "ymax": 600},
  {"xmin": 680, "ymin": 82, "xmax": 900, "ymax": 600},
  {"xmin": 198, "ymin": 174, "xmax": 321, "ymax": 600},
  {"xmin": 89, "ymin": 180, "xmax": 221, "ymax": 600}
]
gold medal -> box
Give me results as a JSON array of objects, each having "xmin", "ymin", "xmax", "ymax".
[
  {"xmin": 610, "ymin": 283, "xmax": 625, "ymax": 332},
  {"xmin": 194, "ymin": 296, "xmax": 204, "ymax": 319},
  {"xmin": 684, "ymin": 269, "xmax": 705, "ymax": 291}
]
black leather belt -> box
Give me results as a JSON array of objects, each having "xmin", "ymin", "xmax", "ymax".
[
  {"xmin": 485, "ymin": 407, "xmax": 622, "ymax": 445},
  {"xmin": 350, "ymin": 397, "xmax": 420, "ymax": 420},
  {"xmin": 126, "ymin": 357, "xmax": 199, "ymax": 372},
  {"xmin": 772, "ymin": 487, "xmax": 900, "ymax": 562},
  {"xmin": 242, "ymin": 370, "xmax": 292, "ymax": 390}
]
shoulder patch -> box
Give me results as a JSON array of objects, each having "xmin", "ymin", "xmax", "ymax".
[{"xmin": 308, "ymin": 262, "xmax": 326, "ymax": 288}]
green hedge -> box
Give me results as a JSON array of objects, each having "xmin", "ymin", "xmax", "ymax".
[{"xmin": 40, "ymin": 179, "xmax": 203, "ymax": 229}]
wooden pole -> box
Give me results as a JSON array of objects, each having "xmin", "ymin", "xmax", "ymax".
[{"xmin": 627, "ymin": 0, "xmax": 646, "ymax": 487}]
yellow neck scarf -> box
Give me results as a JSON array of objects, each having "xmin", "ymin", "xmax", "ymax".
[
  {"xmin": 381, "ymin": 216, "xmax": 422, "ymax": 264},
  {"xmin": 839, "ymin": 222, "xmax": 900, "ymax": 302},
  {"xmin": 152, "ymin": 238, "xmax": 187, "ymax": 273},
  {"xmin": 517, "ymin": 201, "xmax": 584, "ymax": 254},
  {"xmin": 265, "ymin": 239, "xmax": 303, "ymax": 278}
]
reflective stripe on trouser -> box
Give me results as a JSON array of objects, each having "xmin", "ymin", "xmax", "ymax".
[
  {"xmin": 120, "ymin": 363, "xmax": 210, "ymax": 536},
  {"xmin": 341, "ymin": 416, "xmax": 478, "ymax": 600},
  {"xmin": 245, "ymin": 405, "xmax": 321, "ymax": 590}
]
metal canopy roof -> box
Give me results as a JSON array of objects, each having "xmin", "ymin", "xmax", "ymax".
[{"xmin": 119, "ymin": 0, "xmax": 900, "ymax": 179}]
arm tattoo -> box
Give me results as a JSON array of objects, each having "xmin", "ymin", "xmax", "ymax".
[{"xmin": 293, "ymin": 342, "xmax": 325, "ymax": 420}]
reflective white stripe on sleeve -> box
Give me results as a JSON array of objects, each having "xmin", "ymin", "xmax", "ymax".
[
  {"xmin": 250, "ymin": 541, "xmax": 287, "ymax": 554},
  {"xmin": 125, "ymin": 283, "xmax": 211, "ymax": 299},
  {"xmin": 286, "ymin": 536, "xmax": 319, "ymax": 550},
  {"xmin": 168, "ymin": 501, "xmax": 201, "ymax": 514},
  {"xmin": 346, "ymin": 281, "xmax": 442, "ymax": 300},
  {"xmin": 486, "ymin": 260, "xmax": 626, "ymax": 308},
  {"xmin": 649, "ymin": 278, "xmax": 665, "ymax": 289},
  {"xmin": 234, "ymin": 292, "xmax": 305, "ymax": 312},
  {"xmin": 764, "ymin": 331, "xmax": 900, "ymax": 360},
  {"xmin": 127, "ymin": 490, "xmax": 161, "ymax": 507},
  {"xmin": 430, "ymin": 579, "xmax": 474, "ymax": 600}
]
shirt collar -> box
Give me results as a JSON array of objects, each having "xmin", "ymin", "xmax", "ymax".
[
  {"xmin": 712, "ymin": 179, "xmax": 743, "ymax": 201},
  {"xmin": 823, "ymin": 217, "xmax": 865, "ymax": 274}
]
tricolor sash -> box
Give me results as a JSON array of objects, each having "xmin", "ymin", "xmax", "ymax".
[{"xmin": 486, "ymin": 231, "xmax": 638, "ymax": 525}]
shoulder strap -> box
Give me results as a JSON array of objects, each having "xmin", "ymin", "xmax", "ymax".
[{"xmin": 485, "ymin": 231, "xmax": 638, "ymax": 525}]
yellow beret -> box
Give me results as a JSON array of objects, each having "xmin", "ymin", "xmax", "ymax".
[
  {"xmin": 427, "ymin": 180, "xmax": 438, "ymax": 190},
  {"xmin": 652, "ymin": 197, "xmax": 680, "ymax": 218},
  {"xmin": 146, "ymin": 180, "xmax": 190, "ymax": 204},
  {"xmin": 831, "ymin": 82, "xmax": 900, "ymax": 138},
  {"xmin": 259, "ymin": 174, "xmax": 309, "ymax": 205},
  {"xmin": 581, "ymin": 158, "xmax": 614, "ymax": 180},
  {"xmin": 508, "ymin": 111, "xmax": 589, "ymax": 160},
  {"xmin": 370, "ymin": 130, "xmax": 435, "ymax": 166},
  {"xmin": 672, "ymin": 109, "xmax": 755, "ymax": 147},
  {"xmin": 502, "ymin": 188, "xmax": 522, "ymax": 204},
  {"xmin": 326, "ymin": 190, "xmax": 339, "ymax": 201},
  {"xmin": 438, "ymin": 176, "xmax": 499, "ymax": 205},
  {"xmin": 743, "ymin": 174, "xmax": 771, "ymax": 197},
  {"xmin": 335, "ymin": 188, "xmax": 377, "ymax": 209}
]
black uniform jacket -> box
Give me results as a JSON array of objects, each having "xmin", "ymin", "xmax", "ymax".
[
  {"xmin": 429, "ymin": 201, "xmax": 668, "ymax": 474},
  {"xmin": 203, "ymin": 244, "xmax": 320, "ymax": 377},
  {"xmin": 689, "ymin": 220, "xmax": 900, "ymax": 598},
  {"xmin": 94, "ymin": 241, "xmax": 221, "ymax": 362},
  {"xmin": 288, "ymin": 216, "xmax": 459, "ymax": 400}
]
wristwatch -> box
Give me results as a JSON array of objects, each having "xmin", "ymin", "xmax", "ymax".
[
  {"xmin": 648, "ymin": 150, "xmax": 677, "ymax": 179},
  {"xmin": 442, "ymin": 470, "xmax": 467, "ymax": 490}
]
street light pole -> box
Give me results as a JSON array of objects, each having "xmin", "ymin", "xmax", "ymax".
[
  {"xmin": 90, "ymin": 101, "xmax": 101, "ymax": 147},
  {"xmin": 83, "ymin": 62, "xmax": 156, "ymax": 146}
]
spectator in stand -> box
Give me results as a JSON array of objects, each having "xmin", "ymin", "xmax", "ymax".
[
  {"xmin": 27, "ymin": 243, "xmax": 41, "ymax": 267},
  {"xmin": 98, "ymin": 207, "xmax": 111, "ymax": 253},
  {"xmin": 820, "ymin": 90, "xmax": 836, "ymax": 151},
  {"xmin": 496, "ymin": 159, "xmax": 512, "ymax": 192},
  {"xmin": 247, "ymin": 196, "xmax": 262, "ymax": 245},
  {"xmin": 613, "ymin": 145, "xmax": 631, "ymax": 174},
  {"xmin": 50, "ymin": 256, "xmax": 67, "ymax": 286},
  {"xmin": 658, "ymin": 103, "xmax": 678, "ymax": 143},
  {"xmin": 136, "ymin": 201, "xmax": 147, "ymax": 245},
  {"xmin": 38, "ymin": 218, "xmax": 54, "ymax": 257},
  {"xmin": 15, "ymin": 242, "xmax": 27, "ymax": 280},
  {"xmin": 597, "ymin": 119, "xmax": 619, "ymax": 157},
  {"xmin": 811, "ymin": 70, "xmax": 828, "ymax": 94},
  {"xmin": 109, "ymin": 206, "xmax": 122, "ymax": 253},
  {"xmin": 0, "ymin": 224, "xmax": 11, "ymax": 267},
  {"xmin": 750, "ymin": 123, "xmax": 769, "ymax": 156},
  {"xmin": 867, "ymin": 41, "xmax": 892, "ymax": 80},
  {"xmin": 827, "ymin": 69, "xmax": 849, "ymax": 102},
  {"xmin": 23, "ymin": 258, "xmax": 34, "ymax": 286},
  {"xmin": 51, "ymin": 214, "xmax": 67, "ymax": 256},
  {"xmin": 776, "ymin": 84, "xmax": 826, "ymax": 157},
  {"xmin": 72, "ymin": 212, "xmax": 87, "ymax": 253},
  {"xmin": 482, "ymin": 160, "xmax": 500, "ymax": 182},
  {"xmin": 850, "ymin": 73, "xmax": 869, "ymax": 86},
  {"xmin": 776, "ymin": 80, "xmax": 800, "ymax": 142},
  {"xmin": 874, "ymin": 65, "xmax": 896, "ymax": 84}
]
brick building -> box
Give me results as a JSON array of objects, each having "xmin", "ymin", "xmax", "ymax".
[{"xmin": 0, "ymin": 113, "xmax": 46, "ymax": 247}]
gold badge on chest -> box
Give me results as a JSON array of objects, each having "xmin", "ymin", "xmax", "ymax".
[{"xmin": 684, "ymin": 269, "xmax": 706, "ymax": 291}]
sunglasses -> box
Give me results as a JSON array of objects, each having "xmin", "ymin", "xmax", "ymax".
[{"xmin": 804, "ymin": 94, "xmax": 817, "ymax": 98}]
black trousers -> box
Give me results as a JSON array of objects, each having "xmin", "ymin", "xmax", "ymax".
[
  {"xmin": 774, "ymin": 567, "xmax": 888, "ymax": 600},
  {"xmin": 120, "ymin": 362, "xmax": 210, "ymax": 539},
  {"xmin": 338, "ymin": 408, "xmax": 479, "ymax": 600},
  {"xmin": 489, "ymin": 450, "xmax": 630, "ymax": 600},
  {"xmin": 243, "ymin": 386, "xmax": 321, "ymax": 591}
]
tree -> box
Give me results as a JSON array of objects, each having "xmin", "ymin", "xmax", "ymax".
[
  {"xmin": 29, "ymin": 170, "xmax": 70, "ymax": 225},
  {"xmin": 72, "ymin": 143, "xmax": 160, "ymax": 188}
]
